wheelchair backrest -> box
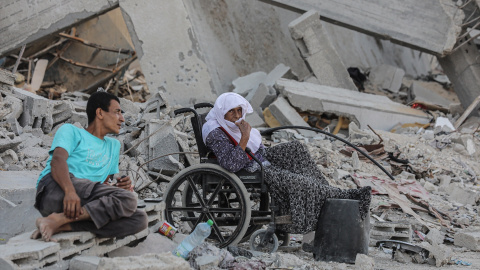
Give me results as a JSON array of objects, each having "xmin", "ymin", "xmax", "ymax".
[{"xmin": 188, "ymin": 103, "xmax": 214, "ymax": 159}]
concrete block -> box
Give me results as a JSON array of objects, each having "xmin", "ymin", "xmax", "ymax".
[
  {"xmin": 119, "ymin": 97, "xmax": 142, "ymax": 115},
  {"xmin": 265, "ymin": 63, "xmax": 295, "ymax": 87},
  {"xmin": 0, "ymin": 136, "xmax": 22, "ymax": 153},
  {"xmin": 70, "ymin": 111, "xmax": 88, "ymax": 129},
  {"xmin": 425, "ymin": 228, "xmax": 444, "ymax": 246},
  {"xmin": 147, "ymin": 120, "xmax": 180, "ymax": 175},
  {"xmin": 408, "ymin": 81, "xmax": 452, "ymax": 108},
  {"xmin": 245, "ymin": 111, "xmax": 266, "ymax": 128},
  {"xmin": 370, "ymin": 64, "xmax": 405, "ymax": 93},
  {"xmin": 174, "ymin": 130, "xmax": 198, "ymax": 166},
  {"xmin": 451, "ymin": 134, "xmax": 479, "ymax": 157},
  {"xmin": 355, "ymin": 254, "xmax": 374, "ymax": 270},
  {"xmin": 233, "ymin": 72, "xmax": 267, "ymax": 97},
  {"xmin": 70, "ymin": 256, "xmax": 101, "ymax": 270},
  {"xmin": 250, "ymin": 83, "xmax": 277, "ymax": 115},
  {"xmin": 370, "ymin": 221, "xmax": 411, "ymax": 246},
  {"xmin": 288, "ymin": 10, "xmax": 357, "ymax": 90},
  {"xmin": 3, "ymin": 95, "xmax": 23, "ymax": 121},
  {"xmin": 420, "ymin": 242, "xmax": 453, "ymax": 267},
  {"xmin": 0, "ymin": 171, "xmax": 42, "ymax": 243},
  {"xmin": 269, "ymin": 96, "xmax": 316, "ymax": 137},
  {"xmin": 13, "ymin": 87, "xmax": 54, "ymax": 133},
  {"xmin": 0, "ymin": 234, "xmax": 60, "ymax": 269},
  {"xmin": 448, "ymin": 184, "xmax": 480, "ymax": 206},
  {"xmin": 52, "ymin": 100, "xmax": 75, "ymax": 126},
  {"xmin": 275, "ymin": 78, "xmax": 430, "ymax": 130},
  {"xmin": 119, "ymin": 0, "xmax": 217, "ymax": 106},
  {"xmin": 265, "ymin": 0, "xmax": 462, "ymax": 56},
  {"xmin": 82, "ymin": 228, "xmax": 149, "ymax": 256},
  {"xmin": 50, "ymin": 232, "xmax": 96, "ymax": 259},
  {"xmin": 196, "ymin": 255, "xmax": 221, "ymax": 270},
  {"xmin": 454, "ymin": 230, "xmax": 480, "ymax": 251},
  {"xmin": 22, "ymin": 146, "xmax": 49, "ymax": 161},
  {"xmin": 99, "ymin": 253, "xmax": 191, "ymax": 270},
  {"xmin": 0, "ymin": 69, "xmax": 15, "ymax": 85}
]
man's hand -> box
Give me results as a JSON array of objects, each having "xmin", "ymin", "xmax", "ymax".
[
  {"xmin": 116, "ymin": 175, "xmax": 133, "ymax": 191},
  {"xmin": 63, "ymin": 190, "xmax": 83, "ymax": 219}
]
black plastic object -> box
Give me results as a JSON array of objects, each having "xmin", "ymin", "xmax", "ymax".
[{"xmin": 313, "ymin": 199, "xmax": 370, "ymax": 264}]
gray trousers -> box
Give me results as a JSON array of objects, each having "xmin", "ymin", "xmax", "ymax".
[{"xmin": 34, "ymin": 173, "xmax": 148, "ymax": 238}]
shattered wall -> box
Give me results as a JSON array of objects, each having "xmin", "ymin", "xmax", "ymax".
[
  {"xmin": 184, "ymin": 0, "xmax": 436, "ymax": 96},
  {"xmin": 0, "ymin": 0, "xmax": 119, "ymax": 57}
]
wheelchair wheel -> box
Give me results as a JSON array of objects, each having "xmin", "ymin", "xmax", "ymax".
[
  {"xmin": 249, "ymin": 229, "xmax": 279, "ymax": 253},
  {"xmin": 165, "ymin": 164, "xmax": 251, "ymax": 248}
]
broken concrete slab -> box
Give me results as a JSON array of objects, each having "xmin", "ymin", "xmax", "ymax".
[
  {"xmin": 0, "ymin": 235, "xmax": 60, "ymax": 269},
  {"xmin": 75, "ymin": 253, "xmax": 191, "ymax": 270},
  {"xmin": 355, "ymin": 254, "xmax": 374, "ymax": 270},
  {"xmin": 147, "ymin": 120, "xmax": 181, "ymax": 175},
  {"xmin": 0, "ymin": 136, "xmax": 22, "ymax": 153},
  {"xmin": 265, "ymin": 63, "xmax": 295, "ymax": 87},
  {"xmin": 233, "ymin": 72, "xmax": 267, "ymax": 97},
  {"xmin": 447, "ymin": 183, "xmax": 480, "ymax": 205},
  {"xmin": 288, "ymin": 10, "xmax": 357, "ymax": 90},
  {"xmin": 119, "ymin": 0, "xmax": 217, "ymax": 106},
  {"xmin": 250, "ymin": 83, "xmax": 278, "ymax": 116},
  {"xmin": 269, "ymin": 96, "xmax": 316, "ymax": 137},
  {"xmin": 370, "ymin": 221, "xmax": 412, "ymax": 246},
  {"xmin": 246, "ymin": 111, "xmax": 266, "ymax": 128},
  {"xmin": 454, "ymin": 230, "xmax": 480, "ymax": 251},
  {"xmin": 10, "ymin": 87, "xmax": 54, "ymax": 133},
  {"xmin": 439, "ymin": 38, "xmax": 480, "ymax": 113},
  {"xmin": 0, "ymin": 171, "xmax": 42, "ymax": 243},
  {"xmin": 408, "ymin": 81, "xmax": 452, "ymax": 108},
  {"xmin": 275, "ymin": 78, "xmax": 430, "ymax": 130},
  {"xmin": 0, "ymin": 0, "xmax": 120, "ymax": 57},
  {"xmin": 265, "ymin": 0, "xmax": 463, "ymax": 56},
  {"xmin": 369, "ymin": 64, "xmax": 405, "ymax": 93}
]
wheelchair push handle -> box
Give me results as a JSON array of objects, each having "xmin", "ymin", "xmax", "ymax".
[
  {"xmin": 194, "ymin": 103, "xmax": 214, "ymax": 109},
  {"xmin": 174, "ymin": 108, "xmax": 196, "ymax": 115}
]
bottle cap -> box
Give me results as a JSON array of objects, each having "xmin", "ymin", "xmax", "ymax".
[{"xmin": 207, "ymin": 219, "xmax": 213, "ymax": 226}]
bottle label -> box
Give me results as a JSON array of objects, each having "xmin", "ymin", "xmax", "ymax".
[{"xmin": 173, "ymin": 243, "xmax": 189, "ymax": 259}]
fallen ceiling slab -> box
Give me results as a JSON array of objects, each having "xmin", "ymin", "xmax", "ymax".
[
  {"xmin": 275, "ymin": 78, "xmax": 430, "ymax": 131},
  {"xmin": 260, "ymin": 0, "xmax": 464, "ymax": 56},
  {"xmin": 0, "ymin": 0, "xmax": 119, "ymax": 57}
]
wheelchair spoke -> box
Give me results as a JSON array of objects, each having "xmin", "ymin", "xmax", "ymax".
[
  {"xmin": 187, "ymin": 175, "xmax": 207, "ymax": 208},
  {"xmin": 207, "ymin": 179, "xmax": 225, "ymax": 207},
  {"xmin": 207, "ymin": 213, "xmax": 225, "ymax": 243},
  {"xmin": 167, "ymin": 207, "xmax": 203, "ymax": 212},
  {"xmin": 208, "ymin": 208, "xmax": 241, "ymax": 213},
  {"xmin": 193, "ymin": 213, "xmax": 206, "ymax": 229}
]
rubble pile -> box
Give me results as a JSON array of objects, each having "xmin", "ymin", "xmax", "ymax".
[{"xmin": 2, "ymin": 0, "xmax": 480, "ymax": 269}]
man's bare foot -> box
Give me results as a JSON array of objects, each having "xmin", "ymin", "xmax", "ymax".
[
  {"xmin": 35, "ymin": 214, "xmax": 67, "ymax": 242},
  {"xmin": 30, "ymin": 229, "xmax": 41, "ymax": 239}
]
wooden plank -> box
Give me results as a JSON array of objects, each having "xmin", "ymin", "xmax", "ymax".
[
  {"xmin": 454, "ymin": 95, "xmax": 480, "ymax": 129},
  {"xmin": 31, "ymin": 59, "xmax": 48, "ymax": 92}
]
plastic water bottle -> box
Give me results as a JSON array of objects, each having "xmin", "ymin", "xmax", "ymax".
[{"xmin": 173, "ymin": 219, "xmax": 213, "ymax": 259}]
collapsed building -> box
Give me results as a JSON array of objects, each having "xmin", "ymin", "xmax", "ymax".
[{"xmin": 1, "ymin": 0, "xmax": 480, "ymax": 269}]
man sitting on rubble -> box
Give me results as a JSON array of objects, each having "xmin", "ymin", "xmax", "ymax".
[{"xmin": 31, "ymin": 91, "xmax": 147, "ymax": 242}]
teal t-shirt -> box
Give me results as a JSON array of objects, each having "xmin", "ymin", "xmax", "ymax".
[{"xmin": 37, "ymin": 124, "xmax": 120, "ymax": 187}]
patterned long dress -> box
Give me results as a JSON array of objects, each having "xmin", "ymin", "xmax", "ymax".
[{"xmin": 205, "ymin": 128, "xmax": 371, "ymax": 234}]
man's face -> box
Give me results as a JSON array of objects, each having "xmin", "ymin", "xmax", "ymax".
[
  {"xmin": 224, "ymin": 106, "xmax": 242, "ymax": 123},
  {"xmin": 102, "ymin": 100, "xmax": 124, "ymax": 134}
]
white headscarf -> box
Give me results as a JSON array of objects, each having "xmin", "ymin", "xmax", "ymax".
[{"xmin": 202, "ymin": 92, "xmax": 262, "ymax": 153}]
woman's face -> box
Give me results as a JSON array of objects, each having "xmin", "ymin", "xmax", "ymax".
[{"xmin": 224, "ymin": 106, "xmax": 242, "ymax": 123}]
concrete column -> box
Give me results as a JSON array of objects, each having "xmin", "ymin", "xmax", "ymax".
[{"xmin": 438, "ymin": 37, "xmax": 480, "ymax": 112}]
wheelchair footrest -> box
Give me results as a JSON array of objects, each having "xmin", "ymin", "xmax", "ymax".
[{"xmin": 275, "ymin": 215, "xmax": 292, "ymax": 224}]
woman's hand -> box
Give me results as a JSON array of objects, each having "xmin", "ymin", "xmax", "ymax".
[
  {"xmin": 236, "ymin": 119, "xmax": 251, "ymax": 136},
  {"xmin": 236, "ymin": 120, "xmax": 251, "ymax": 150}
]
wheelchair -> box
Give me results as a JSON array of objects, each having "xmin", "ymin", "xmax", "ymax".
[
  {"xmin": 163, "ymin": 103, "xmax": 289, "ymax": 251},
  {"xmin": 163, "ymin": 103, "xmax": 394, "ymax": 251}
]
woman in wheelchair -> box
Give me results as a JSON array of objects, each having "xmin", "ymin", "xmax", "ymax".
[{"xmin": 202, "ymin": 92, "xmax": 372, "ymax": 234}]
